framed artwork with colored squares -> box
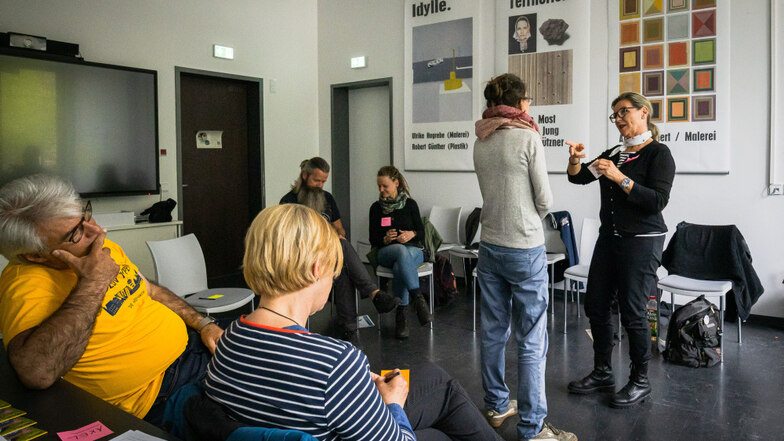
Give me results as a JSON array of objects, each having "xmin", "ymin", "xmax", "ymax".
[
  {"xmin": 693, "ymin": 38, "xmax": 716, "ymax": 64},
  {"xmin": 643, "ymin": 44, "xmax": 664, "ymax": 69},
  {"xmin": 668, "ymin": 41, "xmax": 689, "ymax": 67},
  {"xmin": 649, "ymin": 99, "xmax": 664, "ymax": 122},
  {"xmin": 643, "ymin": 71, "xmax": 665, "ymax": 96},
  {"xmin": 668, "ymin": 0, "xmax": 689, "ymax": 12},
  {"xmin": 667, "ymin": 97, "xmax": 689, "ymax": 122},
  {"xmin": 612, "ymin": 0, "xmax": 726, "ymax": 172},
  {"xmin": 692, "ymin": 95, "xmax": 716, "ymax": 121},
  {"xmin": 644, "ymin": 0, "xmax": 664, "ymax": 16},
  {"xmin": 620, "ymin": 47, "xmax": 641, "ymax": 72},
  {"xmin": 643, "ymin": 17, "xmax": 665, "ymax": 42},
  {"xmin": 692, "ymin": 9, "xmax": 717, "ymax": 37},
  {"xmin": 692, "ymin": 0, "xmax": 716, "ymax": 10},
  {"xmin": 693, "ymin": 67, "xmax": 714, "ymax": 92},
  {"xmin": 620, "ymin": 21, "xmax": 641, "ymax": 45}
]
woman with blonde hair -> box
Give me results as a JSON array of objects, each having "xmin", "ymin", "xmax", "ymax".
[
  {"xmin": 566, "ymin": 91, "xmax": 675, "ymax": 408},
  {"xmin": 204, "ymin": 204, "xmax": 502, "ymax": 441}
]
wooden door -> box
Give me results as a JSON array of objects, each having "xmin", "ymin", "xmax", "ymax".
[{"xmin": 179, "ymin": 72, "xmax": 261, "ymax": 283}]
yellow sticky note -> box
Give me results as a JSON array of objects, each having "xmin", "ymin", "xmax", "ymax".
[
  {"xmin": 380, "ymin": 369, "xmax": 410, "ymax": 385},
  {"xmin": 206, "ymin": 294, "xmax": 224, "ymax": 300}
]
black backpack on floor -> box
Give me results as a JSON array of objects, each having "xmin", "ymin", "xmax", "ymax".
[{"xmin": 663, "ymin": 295, "xmax": 722, "ymax": 368}]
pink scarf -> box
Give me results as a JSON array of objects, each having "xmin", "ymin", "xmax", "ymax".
[{"xmin": 475, "ymin": 105, "xmax": 540, "ymax": 140}]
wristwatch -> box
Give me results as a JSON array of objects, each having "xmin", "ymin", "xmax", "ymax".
[
  {"xmin": 196, "ymin": 316, "xmax": 216, "ymax": 332},
  {"xmin": 620, "ymin": 177, "xmax": 632, "ymax": 190}
]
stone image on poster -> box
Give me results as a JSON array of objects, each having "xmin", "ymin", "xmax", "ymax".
[
  {"xmin": 539, "ymin": 18, "xmax": 570, "ymax": 46},
  {"xmin": 509, "ymin": 14, "xmax": 537, "ymax": 54},
  {"xmin": 411, "ymin": 18, "xmax": 473, "ymax": 124}
]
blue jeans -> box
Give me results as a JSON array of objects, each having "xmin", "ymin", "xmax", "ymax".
[
  {"xmin": 377, "ymin": 244, "xmax": 423, "ymax": 306},
  {"xmin": 477, "ymin": 242, "xmax": 548, "ymax": 440}
]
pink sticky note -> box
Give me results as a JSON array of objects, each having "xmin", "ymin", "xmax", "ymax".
[
  {"xmin": 381, "ymin": 217, "xmax": 392, "ymax": 227},
  {"xmin": 57, "ymin": 421, "xmax": 113, "ymax": 441}
]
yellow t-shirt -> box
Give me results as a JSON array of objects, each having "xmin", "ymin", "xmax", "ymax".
[{"xmin": 0, "ymin": 239, "xmax": 187, "ymax": 418}]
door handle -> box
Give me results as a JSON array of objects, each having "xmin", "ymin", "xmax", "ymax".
[{"xmin": 182, "ymin": 184, "xmax": 189, "ymax": 188}]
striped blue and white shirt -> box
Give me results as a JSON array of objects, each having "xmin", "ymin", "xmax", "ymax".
[{"xmin": 204, "ymin": 318, "xmax": 415, "ymax": 441}]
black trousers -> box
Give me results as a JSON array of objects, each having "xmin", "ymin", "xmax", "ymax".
[
  {"xmin": 406, "ymin": 363, "xmax": 503, "ymax": 441},
  {"xmin": 333, "ymin": 238, "xmax": 378, "ymax": 330},
  {"xmin": 585, "ymin": 234, "xmax": 665, "ymax": 365}
]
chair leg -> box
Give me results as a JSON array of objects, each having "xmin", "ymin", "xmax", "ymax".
[
  {"xmin": 563, "ymin": 279, "xmax": 569, "ymax": 334},
  {"xmin": 720, "ymin": 296, "xmax": 725, "ymax": 363},
  {"xmin": 738, "ymin": 319, "xmax": 742, "ymax": 345},
  {"xmin": 549, "ymin": 263, "xmax": 555, "ymax": 315},
  {"xmin": 429, "ymin": 274, "xmax": 434, "ymax": 330},
  {"xmin": 576, "ymin": 286, "xmax": 581, "ymax": 318},
  {"xmin": 473, "ymin": 274, "xmax": 477, "ymax": 332},
  {"xmin": 617, "ymin": 311, "xmax": 622, "ymax": 341},
  {"xmin": 377, "ymin": 276, "xmax": 383, "ymax": 332}
]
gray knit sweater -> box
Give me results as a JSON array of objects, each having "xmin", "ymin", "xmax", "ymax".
[{"xmin": 473, "ymin": 127, "xmax": 553, "ymax": 249}]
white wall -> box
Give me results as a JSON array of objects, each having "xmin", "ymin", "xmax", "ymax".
[
  {"xmin": 0, "ymin": 0, "xmax": 320, "ymax": 214},
  {"xmin": 318, "ymin": 0, "xmax": 784, "ymax": 318}
]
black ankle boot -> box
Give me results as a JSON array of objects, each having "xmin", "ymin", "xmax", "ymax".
[
  {"xmin": 568, "ymin": 358, "xmax": 615, "ymax": 394},
  {"xmin": 611, "ymin": 362, "xmax": 651, "ymax": 408},
  {"xmin": 411, "ymin": 289, "xmax": 432, "ymax": 326},
  {"xmin": 395, "ymin": 305, "xmax": 409, "ymax": 339}
]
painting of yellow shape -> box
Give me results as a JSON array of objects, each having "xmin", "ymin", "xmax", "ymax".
[{"xmin": 619, "ymin": 72, "xmax": 641, "ymax": 94}]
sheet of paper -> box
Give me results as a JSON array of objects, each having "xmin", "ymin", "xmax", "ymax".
[
  {"xmin": 357, "ymin": 315, "xmax": 375, "ymax": 329},
  {"xmin": 111, "ymin": 431, "xmax": 167, "ymax": 441},
  {"xmin": 587, "ymin": 162, "xmax": 601, "ymax": 178},
  {"xmin": 57, "ymin": 421, "xmax": 112, "ymax": 441}
]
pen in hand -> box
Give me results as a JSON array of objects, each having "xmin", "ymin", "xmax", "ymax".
[{"xmin": 384, "ymin": 371, "xmax": 401, "ymax": 383}]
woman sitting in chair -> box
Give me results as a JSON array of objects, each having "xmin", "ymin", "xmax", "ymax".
[
  {"xmin": 204, "ymin": 204, "xmax": 501, "ymax": 441},
  {"xmin": 369, "ymin": 166, "xmax": 431, "ymax": 340}
]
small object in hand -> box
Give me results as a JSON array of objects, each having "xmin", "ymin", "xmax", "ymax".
[{"xmin": 384, "ymin": 371, "xmax": 401, "ymax": 383}]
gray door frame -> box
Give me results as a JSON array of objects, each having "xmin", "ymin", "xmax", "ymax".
[{"xmin": 330, "ymin": 78, "xmax": 393, "ymax": 239}]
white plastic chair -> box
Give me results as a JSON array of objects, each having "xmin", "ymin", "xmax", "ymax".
[
  {"xmin": 147, "ymin": 234, "xmax": 255, "ymax": 315},
  {"xmin": 429, "ymin": 206, "xmax": 462, "ymax": 252},
  {"xmin": 376, "ymin": 263, "xmax": 434, "ymax": 329},
  {"xmin": 562, "ymin": 218, "xmax": 600, "ymax": 334}
]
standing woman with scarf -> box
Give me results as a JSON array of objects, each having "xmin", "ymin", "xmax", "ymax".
[
  {"xmin": 475, "ymin": 74, "xmax": 576, "ymax": 441},
  {"xmin": 369, "ymin": 166, "xmax": 431, "ymax": 340},
  {"xmin": 566, "ymin": 92, "xmax": 675, "ymax": 408}
]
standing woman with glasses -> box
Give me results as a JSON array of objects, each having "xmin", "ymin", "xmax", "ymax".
[{"xmin": 566, "ymin": 92, "xmax": 675, "ymax": 408}]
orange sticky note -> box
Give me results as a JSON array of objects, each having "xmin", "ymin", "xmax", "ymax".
[{"xmin": 380, "ymin": 369, "xmax": 410, "ymax": 385}]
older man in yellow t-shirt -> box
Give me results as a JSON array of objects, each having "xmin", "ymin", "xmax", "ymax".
[{"xmin": 0, "ymin": 175, "xmax": 223, "ymax": 426}]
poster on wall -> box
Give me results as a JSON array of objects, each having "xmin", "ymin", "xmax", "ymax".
[
  {"xmin": 404, "ymin": 1, "xmax": 481, "ymax": 171},
  {"xmin": 609, "ymin": 0, "xmax": 729, "ymax": 173},
  {"xmin": 495, "ymin": 0, "xmax": 592, "ymax": 172}
]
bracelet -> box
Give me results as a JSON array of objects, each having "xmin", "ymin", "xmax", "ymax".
[
  {"xmin": 196, "ymin": 316, "xmax": 216, "ymax": 332},
  {"xmin": 569, "ymin": 159, "xmax": 580, "ymax": 165}
]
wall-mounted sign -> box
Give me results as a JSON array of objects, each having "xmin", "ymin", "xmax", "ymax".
[{"xmin": 196, "ymin": 130, "xmax": 223, "ymax": 149}]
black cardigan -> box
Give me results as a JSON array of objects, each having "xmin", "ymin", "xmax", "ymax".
[
  {"xmin": 662, "ymin": 222, "xmax": 764, "ymax": 321},
  {"xmin": 369, "ymin": 199, "xmax": 424, "ymax": 249},
  {"xmin": 568, "ymin": 140, "xmax": 675, "ymax": 236}
]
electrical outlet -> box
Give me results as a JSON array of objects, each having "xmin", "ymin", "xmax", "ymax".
[{"xmin": 769, "ymin": 184, "xmax": 783, "ymax": 195}]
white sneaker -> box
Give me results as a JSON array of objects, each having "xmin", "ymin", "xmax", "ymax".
[
  {"xmin": 485, "ymin": 399, "xmax": 517, "ymax": 428},
  {"xmin": 528, "ymin": 422, "xmax": 577, "ymax": 441}
]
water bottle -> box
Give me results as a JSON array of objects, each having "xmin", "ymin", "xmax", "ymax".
[{"xmin": 646, "ymin": 295, "xmax": 658, "ymax": 342}]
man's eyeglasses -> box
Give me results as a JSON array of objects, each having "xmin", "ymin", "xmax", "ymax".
[
  {"xmin": 66, "ymin": 200, "xmax": 92, "ymax": 243},
  {"xmin": 609, "ymin": 106, "xmax": 635, "ymax": 123}
]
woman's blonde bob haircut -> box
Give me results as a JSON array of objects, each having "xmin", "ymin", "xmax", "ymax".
[{"xmin": 243, "ymin": 204, "xmax": 343, "ymax": 298}]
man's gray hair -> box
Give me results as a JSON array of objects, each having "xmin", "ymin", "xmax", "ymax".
[
  {"xmin": 0, "ymin": 175, "xmax": 83, "ymax": 262},
  {"xmin": 291, "ymin": 157, "xmax": 330, "ymax": 194}
]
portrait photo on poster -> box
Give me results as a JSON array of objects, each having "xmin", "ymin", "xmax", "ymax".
[{"xmin": 509, "ymin": 13, "xmax": 537, "ymax": 54}]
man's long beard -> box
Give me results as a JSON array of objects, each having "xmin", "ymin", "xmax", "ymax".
[{"xmin": 297, "ymin": 186, "xmax": 326, "ymax": 214}]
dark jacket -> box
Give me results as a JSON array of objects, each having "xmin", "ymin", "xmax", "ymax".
[{"xmin": 662, "ymin": 222, "xmax": 764, "ymax": 321}]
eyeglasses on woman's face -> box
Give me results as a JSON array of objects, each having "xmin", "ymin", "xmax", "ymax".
[
  {"xmin": 609, "ymin": 106, "xmax": 635, "ymax": 123},
  {"xmin": 65, "ymin": 200, "xmax": 92, "ymax": 243}
]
